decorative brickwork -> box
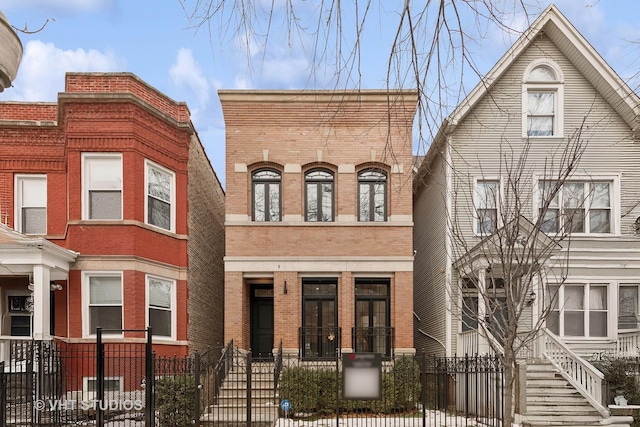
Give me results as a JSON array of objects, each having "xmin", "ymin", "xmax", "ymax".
[
  {"xmin": 221, "ymin": 90, "xmax": 418, "ymax": 357},
  {"xmin": 0, "ymin": 72, "xmax": 224, "ymax": 357}
]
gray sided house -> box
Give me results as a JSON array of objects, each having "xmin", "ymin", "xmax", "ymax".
[{"xmin": 414, "ymin": 4, "xmax": 640, "ymax": 424}]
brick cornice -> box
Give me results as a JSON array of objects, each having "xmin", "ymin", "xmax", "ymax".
[{"xmin": 58, "ymin": 92, "xmax": 194, "ymax": 134}]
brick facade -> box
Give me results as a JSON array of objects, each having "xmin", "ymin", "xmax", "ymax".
[
  {"xmin": 220, "ymin": 90, "xmax": 417, "ymax": 357},
  {"xmin": 0, "ymin": 72, "xmax": 225, "ymax": 357}
]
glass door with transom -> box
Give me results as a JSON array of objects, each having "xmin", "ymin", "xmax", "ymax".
[
  {"xmin": 355, "ymin": 279, "xmax": 390, "ymax": 356},
  {"xmin": 302, "ymin": 279, "xmax": 337, "ymax": 359}
]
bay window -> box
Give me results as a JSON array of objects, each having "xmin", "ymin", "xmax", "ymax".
[{"xmin": 146, "ymin": 161, "xmax": 175, "ymax": 231}]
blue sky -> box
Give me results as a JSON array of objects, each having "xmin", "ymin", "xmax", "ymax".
[{"xmin": 1, "ymin": 0, "xmax": 639, "ymax": 187}]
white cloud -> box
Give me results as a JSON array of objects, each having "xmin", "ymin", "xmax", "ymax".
[
  {"xmin": 4, "ymin": 40, "xmax": 124, "ymax": 101},
  {"xmin": 1, "ymin": 0, "xmax": 114, "ymax": 14},
  {"xmin": 169, "ymin": 48, "xmax": 210, "ymax": 106}
]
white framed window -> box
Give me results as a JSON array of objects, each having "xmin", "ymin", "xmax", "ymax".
[
  {"xmin": 619, "ymin": 285, "xmax": 640, "ymax": 330},
  {"xmin": 82, "ymin": 153, "xmax": 123, "ymax": 220},
  {"xmin": 145, "ymin": 160, "xmax": 175, "ymax": 231},
  {"xmin": 15, "ymin": 175, "xmax": 47, "ymax": 235},
  {"xmin": 523, "ymin": 60, "xmax": 564, "ymax": 138},
  {"xmin": 83, "ymin": 272, "xmax": 123, "ymax": 337},
  {"xmin": 547, "ymin": 283, "xmax": 609, "ymax": 338},
  {"xmin": 146, "ymin": 275, "xmax": 176, "ymax": 339},
  {"xmin": 474, "ymin": 179, "xmax": 499, "ymax": 235},
  {"xmin": 538, "ymin": 179, "xmax": 614, "ymax": 234}
]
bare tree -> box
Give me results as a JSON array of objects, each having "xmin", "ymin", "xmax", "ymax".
[
  {"xmin": 448, "ymin": 120, "xmax": 590, "ymax": 426},
  {"xmin": 178, "ymin": 0, "xmax": 535, "ymax": 152}
]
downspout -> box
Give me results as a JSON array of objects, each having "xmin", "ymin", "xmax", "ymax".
[{"xmin": 445, "ymin": 134, "xmax": 453, "ymax": 356}]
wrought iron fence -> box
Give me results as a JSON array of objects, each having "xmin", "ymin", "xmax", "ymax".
[{"xmin": 0, "ymin": 339, "xmax": 504, "ymax": 427}]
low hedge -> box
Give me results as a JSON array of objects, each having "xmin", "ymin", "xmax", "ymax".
[{"xmin": 278, "ymin": 357, "xmax": 421, "ymax": 417}]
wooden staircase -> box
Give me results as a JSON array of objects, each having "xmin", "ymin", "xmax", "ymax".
[
  {"xmin": 521, "ymin": 359, "xmax": 631, "ymax": 427},
  {"xmin": 201, "ymin": 356, "xmax": 279, "ymax": 427}
]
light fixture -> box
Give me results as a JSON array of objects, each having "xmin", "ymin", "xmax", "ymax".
[
  {"xmin": 283, "ymin": 280, "xmax": 288, "ymax": 294},
  {"xmin": 527, "ymin": 291, "xmax": 536, "ymax": 306}
]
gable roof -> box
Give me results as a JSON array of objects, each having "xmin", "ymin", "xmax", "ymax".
[{"xmin": 417, "ymin": 4, "xmax": 640, "ymax": 182}]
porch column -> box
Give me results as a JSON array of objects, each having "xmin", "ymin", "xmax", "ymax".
[
  {"xmin": 477, "ymin": 268, "xmax": 489, "ymax": 354},
  {"xmin": 531, "ymin": 274, "xmax": 543, "ymax": 358},
  {"xmin": 32, "ymin": 264, "xmax": 51, "ymax": 341}
]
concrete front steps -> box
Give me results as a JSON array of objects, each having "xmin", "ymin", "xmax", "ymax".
[
  {"xmin": 521, "ymin": 359, "xmax": 631, "ymax": 427},
  {"xmin": 201, "ymin": 359, "xmax": 279, "ymax": 427}
]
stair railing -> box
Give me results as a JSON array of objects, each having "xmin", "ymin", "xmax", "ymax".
[
  {"xmin": 213, "ymin": 339, "xmax": 234, "ymax": 404},
  {"xmin": 274, "ymin": 339, "xmax": 283, "ymax": 390},
  {"xmin": 540, "ymin": 329, "xmax": 608, "ymax": 417}
]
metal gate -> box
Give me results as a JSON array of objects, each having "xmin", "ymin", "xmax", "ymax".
[{"xmin": 0, "ymin": 328, "xmax": 154, "ymax": 427}]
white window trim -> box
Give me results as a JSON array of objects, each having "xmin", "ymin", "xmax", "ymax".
[
  {"xmin": 549, "ymin": 282, "xmax": 614, "ymax": 339},
  {"xmin": 83, "ymin": 376, "xmax": 124, "ymax": 399},
  {"xmin": 618, "ymin": 283, "xmax": 640, "ymax": 332},
  {"xmin": 522, "ymin": 59, "xmax": 564, "ymax": 138},
  {"xmin": 82, "ymin": 153, "xmax": 123, "ymax": 221},
  {"xmin": 82, "ymin": 271, "xmax": 124, "ymax": 338},
  {"xmin": 473, "ymin": 177, "xmax": 502, "ymax": 236},
  {"xmin": 14, "ymin": 174, "xmax": 47, "ymax": 235},
  {"xmin": 144, "ymin": 160, "xmax": 176, "ymax": 232},
  {"xmin": 533, "ymin": 174, "xmax": 620, "ymax": 235},
  {"xmin": 145, "ymin": 274, "xmax": 177, "ymax": 341}
]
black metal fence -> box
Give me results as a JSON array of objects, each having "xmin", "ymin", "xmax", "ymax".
[{"xmin": 0, "ymin": 339, "xmax": 504, "ymax": 427}]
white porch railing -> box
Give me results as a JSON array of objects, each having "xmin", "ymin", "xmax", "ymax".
[
  {"xmin": 458, "ymin": 329, "xmax": 503, "ymax": 356},
  {"xmin": 539, "ymin": 329, "xmax": 608, "ymax": 417},
  {"xmin": 0, "ymin": 336, "xmax": 34, "ymax": 372},
  {"xmin": 617, "ymin": 330, "xmax": 640, "ymax": 357},
  {"xmin": 459, "ymin": 330, "xmax": 479, "ymax": 355}
]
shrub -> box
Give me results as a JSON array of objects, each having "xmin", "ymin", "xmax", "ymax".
[
  {"xmin": 391, "ymin": 356, "xmax": 422, "ymax": 411},
  {"xmin": 155, "ymin": 375, "xmax": 196, "ymax": 427},
  {"xmin": 278, "ymin": 357, "xmax": 422, "ymax": 418},
  {"xmin": 593, "ymin": 357, "xmax": 640, "ymax": 405}
]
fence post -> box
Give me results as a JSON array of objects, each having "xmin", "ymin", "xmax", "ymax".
[
  {"xmin": 335, "ymin": 347, "xmax": 340, "ymax": 426},
  {"xmin": 194, "ymin": 351, "xmax": 201, "ymax": 427},
  {"xmin": 96, "ymin": 328, "xmax": 104, "ymax": 427},
  {"xmin": 145, "ymin": 327, "xmax": 153, "ymax": 427},
  {"xmin": 246, "ymin": 351, "xmax": 252, "ymax": 425},
  {"xmin": 465, "ymin": 355, "xmax": 470, "ymax": 418},
  {"xmin": 0, "ymin": 361, "xmax": 5, "ymax": 427}
]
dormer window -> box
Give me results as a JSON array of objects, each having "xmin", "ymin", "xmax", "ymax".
[{"xmin": 523, "ymin": 61, "xmax": 563, "ymax": 138}]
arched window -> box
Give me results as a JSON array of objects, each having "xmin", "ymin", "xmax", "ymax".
[
  {"xmin": 523, "ymin": 61, "xmax": 563, "ymax": 137},
  {"xmin": 358, "ymin": 169, "xmax": 387, "ymax": 221},
  {"xmin": 252, "ymin": 169, "xmax": 281, "ymax": 221},
  {"xmin": 305, "ymin": 169, "xmax": 334, "ymax": 222}
]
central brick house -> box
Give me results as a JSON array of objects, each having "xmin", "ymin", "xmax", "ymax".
[{"xmin": 220, "ymin": 90, "xmax": 417, "ymax": 358}]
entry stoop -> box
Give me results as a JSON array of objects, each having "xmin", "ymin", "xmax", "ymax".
[
  {"xmin": 200, "ymin": 357, "xmax": 279, "ymax": 427},
  {"xmin": 520, "ymin": 359, "xmax": 632, "ymax": 427}
]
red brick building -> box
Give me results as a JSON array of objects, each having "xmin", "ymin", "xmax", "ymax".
[
  {"xmin": 220, "ymin": 90, "xmax": 417, "ymax": 358},
  {"xmin": 0, "ymin": 73, "xmax": 225, "ymax": 366}
]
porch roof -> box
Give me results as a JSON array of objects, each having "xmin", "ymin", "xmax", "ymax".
[
  {"xmin": 0, "ymin": 223, "xmax": 78, "ymax": 280},
  {"xmin": 452, "ymin": 216, "xmax": 561, "ymax": 277}
]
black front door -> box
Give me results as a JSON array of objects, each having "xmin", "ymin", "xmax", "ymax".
[{"xmin": 250, "ymin": 286, "xmax": 274, "ymax": 359}]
